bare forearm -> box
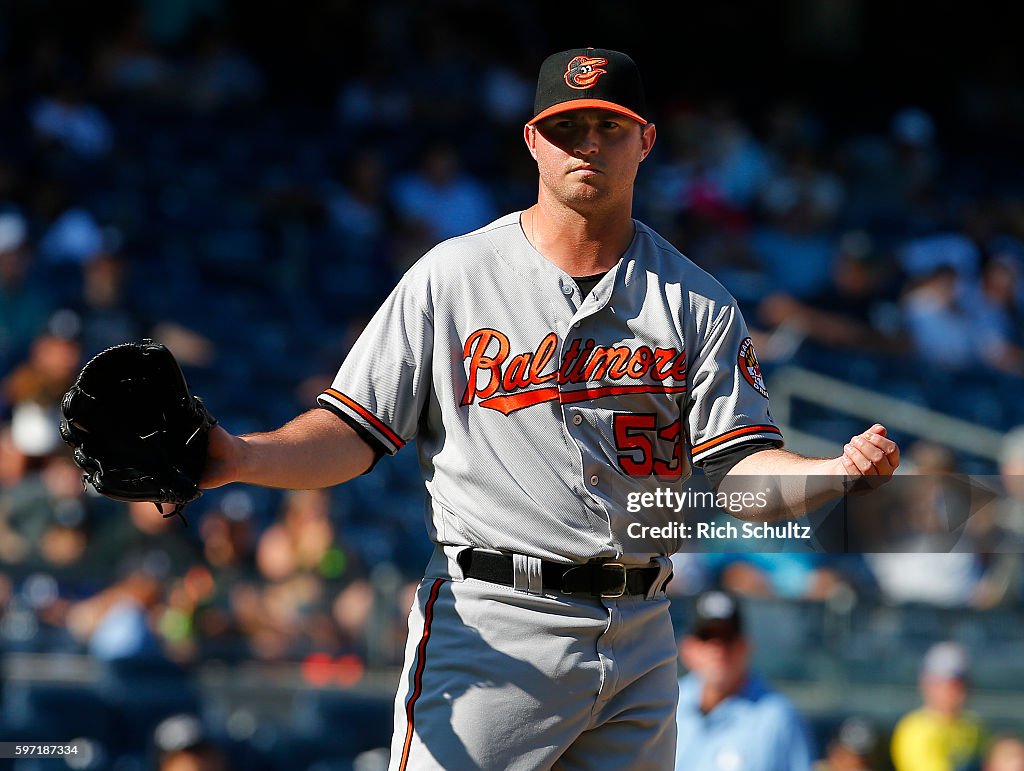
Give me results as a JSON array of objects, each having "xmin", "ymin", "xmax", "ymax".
[
  {"xmin": 204, "ymin": 408, "xmax": 377, "ymax": 490},
  {"xmin": 718, "ymin": 425, "xmax": 900, "ymax": 521},
  {"xmin": 718, "ymin": 448, "xmax": 844, "ymax": 520}
]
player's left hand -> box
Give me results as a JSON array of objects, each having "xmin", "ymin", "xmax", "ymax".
[{"xmin": 838, "ymin": 424, "xmax": 900, "ymax": 478}]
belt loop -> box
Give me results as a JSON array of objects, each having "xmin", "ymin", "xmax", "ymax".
[
  {"xmin": 645, "ymin": 556, "xmax": 674, "ymax": 600},
  {"xmin": 447, "ymin": 545, "xmax": 470, "ymax": 581},
  {"xmin": 513, "ymin": 553, "xmax": 544, "ymax": 595}
]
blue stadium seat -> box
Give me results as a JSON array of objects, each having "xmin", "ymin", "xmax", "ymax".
[
  {"xmin": 289, "ymin": 690, "xmax": 393, "ymax": 756},
  {"xmin": 94, "ymin": 658, "xmax": 201, "ymax": 755},
  {"xmin": 2, "ymin": 682, "xmax": 111, "ymax": 744}
]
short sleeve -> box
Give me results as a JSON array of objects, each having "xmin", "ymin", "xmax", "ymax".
[
  {"xmin": 317, "ymin": 272, "xmax": 433, "ymax": 455},
  {"xmin": 686, "ymin": 299, "xmax": 783, "ymax": 465}
]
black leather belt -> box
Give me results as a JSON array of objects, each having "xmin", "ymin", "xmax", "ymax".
[{"xmin": 457, "ymin": 549, "xmax": 665, "ymax": 598}]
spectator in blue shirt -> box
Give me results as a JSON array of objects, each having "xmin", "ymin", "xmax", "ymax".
[{"xmin": 676, "ymin": 590, "xmax": 815, "ymax": 771}]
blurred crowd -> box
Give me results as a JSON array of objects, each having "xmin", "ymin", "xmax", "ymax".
[
  {"xmin": 3, "ymin": 0, "xmax": 1024, "ymax": 664},
  {"xmin": 2, "ymin": 1, "xmax": 1024, "ymax": 768},
  {"xmin": 674, "ymin": 591, "xmax": 1024, "ymax": 771}
]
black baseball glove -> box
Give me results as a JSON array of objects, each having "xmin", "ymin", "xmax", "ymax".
[{"xmin": 59, "ymin": 340, "xmax": 217, "ymax": 525}]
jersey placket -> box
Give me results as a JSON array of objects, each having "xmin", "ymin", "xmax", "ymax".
[{"xmin": 556, "ymin": 270, "xmax": 620, "ymax": 546}]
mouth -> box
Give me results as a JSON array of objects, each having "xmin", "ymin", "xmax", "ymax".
[{"xmin": 570, "ymin": 165, "xmax": 602, "ymax": 176}]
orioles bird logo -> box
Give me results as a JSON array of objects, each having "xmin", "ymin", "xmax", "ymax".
[
  {"xmin": 738, "ymin": 337, "xmax": 769, "ymax": 399},
  {"xmin": 564, "ymin": 55, "xmax": 608, "ymax": 90}
]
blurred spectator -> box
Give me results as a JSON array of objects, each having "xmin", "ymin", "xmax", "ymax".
[
  {"xmin": 29, "ymin": 65, "xmax": 113, "ymax": 158},
  {"xmin": 840, "ymin": 106, "xmax": 941, "ymax": 233},
  {"xmin": 183, "ymin": 22, "xmax": 264, "ymax": 113},
  {"xmin": 255, "ymin": 489, "xmax": 350, "ymax": 582},
  {"xmin": 891, "ymin": 642, "xmax": 988, "ymax": 771},
  {"xmin": 754, "ymin": 229, "xmax": 906, "ymax": 359},
  {"xmin": 963, "ymin": 254, "xmax": 1024, "ymax": 375},
  {"xmin": 65, "ymin": 569, "xmax": 165, "ymax": 660},
  {"xmin": 3, "ymin": 309, "xmax": 82, "ymax": 411},
  {"xmin": 336, "ymin": 57, "xmax": 413, "ymax": 129},
  {"xmin": 748, "ymin": 181, "xmax": 837, "ymax": 300},
  {"xmin": 32, "ymin": 178, "xmax": 106, "ymax": 266},
  {"xmin": 701, "ymin": 551, "xmax": 853, "ymax": 602},
  {"xmin": 900, "ymin": 265, "xmax": 983, "ymax": 372},
  {"xmin": 0, "ymin": 210, "xmax": 53, "ymax": 371},
  {"xmin": 676, "ymin": 591, "xmax": 814, "ymax": 771},
  {"xmin": 480, "ymin": 60, "xmax": 534, "ymax": 125},
  {"xmin": 985, "ymin": 737, "xmax": 1024, "ymax": 771},
  {"xmin": 325, "ymin": 150, "xmax": 391, "ymax": 246},
  {"xmin": 761, "ymin": 102, "xmax": 827, "ymax": 166},
  {"xmin": 390, "ymin": 142, "xmax": 497, "ymax": 244},
  {"xmin": 1, "ymin": 307, "xmax": 82, "ymax": 585},
  {"xmin": 198, "ymin": 490, "xmax": 258, "ymax": 575},
  {"xmin": 815, "ymin": 716, "xmax": 885, "ymax": 771},
  {"xmin": 900, "ymin": 233, "xmax": 980, "ymax": 283},
  {"xmin": 757, "ymin": 145, "xmax": 844, "ymax": 231},
  {"xmin": 984, "ymin": 427, "xmax": 1024, "ymax": 604},
  {"xmin": 0, "ymin": 450, "xmax": 109, "ymax": 570},
  {"xmin": 999, "ymin": 427, "xmax": 1024, "ymax": 534},
  {"xmin": 865, "ymin": 441, "xmax": 1002, "ymax": 608},
  {"xmin": 76, "ymin": 250, "xmax": 147, "ymax": 353},
  {"xmin": 154, "ymin": 712, "xmax": 230, "ymax": 771},
  {"xmin": 211, "ymin": 489, "xmax": 366, "ymax": 661},
  {"xmin": 96, "ymin": 12, "xmax": 179, "ymax": 103},
  {"xmin": 69, "ymin": 245, "xmax": 216, "ymax": 363},
  {"xmin": 84, "ymin": 499, "xmax": 204, "ymax": 581},
  {"xmin": 702, "ymin": 100, "xmax": 771, "ymax": 211}
]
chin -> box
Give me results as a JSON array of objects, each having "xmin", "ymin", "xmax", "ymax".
[{"xmin": 563, "ymin": 183, "xmax": 607, "ymax": 204}]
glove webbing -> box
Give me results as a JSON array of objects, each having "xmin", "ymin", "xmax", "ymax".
[{"xmin": 159, "ymin": 502, "xmax": 190, "ymax": 527}]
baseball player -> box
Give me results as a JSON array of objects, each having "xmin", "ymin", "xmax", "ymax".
[{"xmin": 202, "ymin": 47, "xmax": 900, "ymax": 769}]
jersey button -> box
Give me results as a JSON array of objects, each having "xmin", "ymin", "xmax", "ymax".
[
  {"xmin": 572, "ymin": 414, "xmax": 583, "ymax": 426},
  {"xmin": 561, "ymin": 283, "xmax": 573, "ymax": 295},
  {"xmin": 590, "ymin": 474, "xmax": 599, "ymax": 486}
]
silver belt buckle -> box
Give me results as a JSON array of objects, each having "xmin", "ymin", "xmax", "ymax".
[{"xmin": 600, "ymin": 562, "xmax": 628, "ymax": 598}]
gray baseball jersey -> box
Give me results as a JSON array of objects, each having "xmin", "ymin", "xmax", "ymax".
[{"xmin": 317, "ymin": 211, "xmax": 782, "ymax": 563}]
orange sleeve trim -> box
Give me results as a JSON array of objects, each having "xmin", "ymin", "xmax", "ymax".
[
  {"xmin": 398, "ymin": 578, "xmax": 444, "ymax": 770},
  {"xmin": 323, "ymin": 388, "xmax": 405, "ymax": 450},
  {"xmin": 691, "ymin": 424, "xmax": 782, "ymax": 456}
]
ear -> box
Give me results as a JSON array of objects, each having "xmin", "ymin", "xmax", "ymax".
[
  {"xmin": 639, "ymin": 122, "xmax": 657, "ymax": 162},
  {"xmin": 523, "ymin": 123, "xmax": 538, "ymax": 161}
]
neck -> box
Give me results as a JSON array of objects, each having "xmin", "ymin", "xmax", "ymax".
[{"xmin": 523, "ymin": 194, "xmax": 635, "ymax": 276}]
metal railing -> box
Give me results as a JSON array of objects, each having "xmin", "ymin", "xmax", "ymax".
[{"xmin": 769, "ymin": 366, "xmax": 1006, "ymax": 461}]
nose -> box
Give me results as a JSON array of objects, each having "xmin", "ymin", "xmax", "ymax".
[{"xmin": 573, "ymin": 126, "xmax": 601, "ymax": 157}]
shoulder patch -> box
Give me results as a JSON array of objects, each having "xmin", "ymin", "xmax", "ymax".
[{"xmin": 738, "ymin": 337, "xmax": 769, "ymax": 399}]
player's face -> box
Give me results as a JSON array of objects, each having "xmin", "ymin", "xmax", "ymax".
[{"xmin": 525, "ymin": 109, "xmax": 656, "ymax": 209}]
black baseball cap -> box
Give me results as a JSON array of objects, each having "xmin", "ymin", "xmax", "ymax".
[
  {"xmin": 529, "ymin": 47, "xmax": 649, "ymax": 126},
  {"xmin": 690, "ymin": 590, "xmax": 744, "ymax": 639}
]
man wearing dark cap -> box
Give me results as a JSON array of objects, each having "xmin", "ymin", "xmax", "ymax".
[
  {"xmin": 202, "ymin": 47, "xmax": 899, "ymax": 769},
  {"xmin": 816, "ymin": 716, "xmax": 884, "ymax": 771},
  {"xmin": 676, "ymin": 591, "xmax": 814, "ymax": 770},
  {"xmin": 153, "ymin": 713, "xmax": 229, "ymax": 771}
]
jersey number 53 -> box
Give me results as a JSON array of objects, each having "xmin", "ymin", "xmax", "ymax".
[{"xmin": 613, "ymin": 413, "xmax": 683, "ymax": 479}]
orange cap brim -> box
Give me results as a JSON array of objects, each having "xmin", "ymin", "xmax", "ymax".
[{"xmin": 529, "ymin": 99, "xmax": 647, "ymax": 125}]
